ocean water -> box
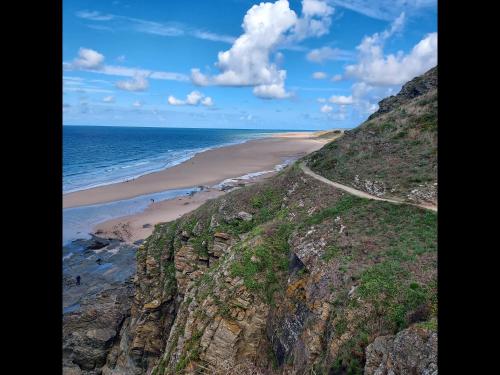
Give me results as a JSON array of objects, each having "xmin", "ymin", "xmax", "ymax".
[
  {"xmin": 64, "ymin": 126, "xmax": 283, "ymax": 193},
  {"xmin": 63, "ymin": 126, "xmax": 293, "ymax": 244}
]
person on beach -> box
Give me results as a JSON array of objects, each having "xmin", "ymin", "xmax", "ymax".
[
  {"xmin": 150, "ymin": 198, "xmax": 154, "ymax": 203},
  {"xmin": 96, "ymin": 258, "xmax": 102, "ymax": 265},
  {"xmin": 76, "ymin": 275, "xmax": 81, "ymax": 286}
]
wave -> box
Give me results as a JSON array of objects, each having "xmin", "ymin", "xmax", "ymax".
[{"xmin": 63, "ymin": 136, "xmax": 264, "ymax": 194}]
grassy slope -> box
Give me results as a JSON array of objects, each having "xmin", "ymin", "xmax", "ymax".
[
  {"xmin": 141, "ymin": 161, "xmax": 437, "ymax": 374},
  {"xmin": 306, "ymin": 67, "xmax": 437, "ymax": 204}
]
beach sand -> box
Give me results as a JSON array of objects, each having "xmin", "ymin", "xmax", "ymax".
[
  {"xmin": 68, "ymin": 132, "xmax": 342, "ymax": 242},
  {"xmin": 93, "ymin": 173, "xmax": 282, "ymax": 243},
  {"xmin": 64, "ymin": 135, "xmax": 331, "ymax": 208}
]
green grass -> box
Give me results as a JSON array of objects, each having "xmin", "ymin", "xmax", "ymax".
[
  {"xmin": 321, "ymin": 245, "xmax": 340, "ymax": 262},
  {"xmin": 230, "ymin": 223, "xmax": 292, "ymax": 304},
  {"xmin": 175, "ymin": 330, "xmax": 204, "ymax": 372},
  {"xmin": 303, "ymin": 195, "xmax": 362, "ymax": 227}
]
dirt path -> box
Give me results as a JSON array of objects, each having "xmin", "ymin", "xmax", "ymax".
[{"xmin": 300, "ymin": 163, "xmax": 437, "ymax": 212}]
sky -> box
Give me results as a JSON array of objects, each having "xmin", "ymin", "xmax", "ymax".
[{"xmin": 63, "ymin": 0, "xmax": 437, "ymax": 130}]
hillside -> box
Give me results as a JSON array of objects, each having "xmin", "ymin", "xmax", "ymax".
[
  {"xmin": 307, "ymin": 67, "xmax": 437, "ymax": 205},
  {"xmin": 63, "ymin": 69, "xmax": 438, "ymax": 375},
  {"xmin": 95, "ymin": 173, "xmax": 436, "ymax": 374}
]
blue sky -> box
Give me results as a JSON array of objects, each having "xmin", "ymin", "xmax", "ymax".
[{"xmin": 63, "ymin": 0, "xmax": 437, "ymax": 130}]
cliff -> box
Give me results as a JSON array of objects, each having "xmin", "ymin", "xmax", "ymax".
[
  {"xmin": 63, "ymin": 68, "xmax": 438, "ymax": 375},
  {"xmin": 103, "ymin": 167, "xmax": 436, "ymax": 374}
]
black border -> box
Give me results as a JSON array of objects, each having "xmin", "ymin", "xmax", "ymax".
[
  {"xmin": 9, "ymin": 0, "xmax": 62, "ymax": 371},
  {"xmin": 8, "ymin": 0, "xmax": 480, "ymax": 372}
]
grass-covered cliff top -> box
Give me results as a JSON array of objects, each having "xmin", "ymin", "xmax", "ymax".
[
  {"xmin": 306, "ymin": 67, "xmax": 437, "ymax": 205},
  {"xmin": 138, "ymin": 161, "xmax": 437, "ymax": 374}
]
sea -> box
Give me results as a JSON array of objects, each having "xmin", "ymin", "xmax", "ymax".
[{"xmin": 63, "ymin": 126, "xmax": 299, "ymax": 244}]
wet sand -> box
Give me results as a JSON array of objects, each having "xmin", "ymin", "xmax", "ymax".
[{"xmin": 64, "ymin": 135, "xmax": 328, "ymax": 208}]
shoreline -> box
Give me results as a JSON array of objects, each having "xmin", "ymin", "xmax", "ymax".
[
  {"xmin": 63, "ymin": 133, "xmax": 274, "ymax": 195},
  {"xmin": 63, "ymin": 133, "xmax": 333, "ymax": 209},
  {"xmin": 65, "ymin": 130, "xmax": 343, "ymax": 243},
  {"xmin": 92, "ymin": 168, "xmax": 280, "ymax": 243}
]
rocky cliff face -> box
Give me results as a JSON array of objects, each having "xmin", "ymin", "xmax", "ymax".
[
  {"xmin": 307, "ymin": 67, "xmax": 438, "ymax": 205},
  {"xmin": 65, "ymin": 69, "xmax": 438, "ymax": 375},
  {"xmin": 100, "ymin": 161, "xmax": 436, "ymax": 375}
]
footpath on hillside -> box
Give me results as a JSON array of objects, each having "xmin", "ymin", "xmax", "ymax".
[{"xmin": 300, "ymin": 163, "xmax": 437, "ymax": 212}]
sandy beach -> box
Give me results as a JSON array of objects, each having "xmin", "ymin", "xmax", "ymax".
[
  {"xmin": 65, "ymin": 131, "xmax": 342, "ymax": 242},
  {"xmin": 64, "ymin": 134, "xmax": 334, "ymax": 208}
]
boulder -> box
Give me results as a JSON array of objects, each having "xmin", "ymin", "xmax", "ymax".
[
  {"xmin": 364, "ymin": 326, "xmax": 437, "ymax": 375},
  {"xmin": 237, "ymin": 211, "xmax": 253, "ymax": 221}
]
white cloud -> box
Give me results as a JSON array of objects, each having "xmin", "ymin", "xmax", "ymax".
[
  {"xmin": 201, "ymin": 97, "xmax": 214, "ymax": 106},
  {"xmin": 329, "ymin": 12, "xmax": 437, "ymax": 118},
  {"xmin": 191, "ymin": 0, "xmax": 297, "ymax": 93},
  {"xmin": 63, "ymin": 86, "xmax": 114, "ymax": 94},
  {"xmin": 317, "ymin": 98, "xmax": 327, "ymax": 103},
  {"xmin": 306, "ymin": 47, "xmax": 354, "ymax": 63},
  {"xmin": 115, "ymin": 74, "xmax": 149, "ymax": 91},
  {"xmin": 102, "ymin": 95, "xmax": 115, "ymax": 103},
  {"xmin": 186, "ymin": 91, "xmax": 204, "ymax": 105},
  {"xmin": 253, "ymin": 82, "xmax": 291, "ymax": 99},
  {"xmin": 76, "ymin": 10, "xmax": 114, "ymax": 21},
  {"xmin": 291, "ymin": 0, "xmax": 335, "ymax": 40},
  {"xmin": 331, "ymin": 74, "xmax": 343, "ymax": 82},
  {"xmin": 132, "ymin": 100, "xmax": 142, "ymax": 107},
  {"xmin": 329, "ymin": 95, "xmax": 354, "ymax": 105},
  {"xmin": 76, "ymin": 11, "xmax": 236, "ymax": 44},
  {"xmin": 71, "ymin": 48, "xmax": 105, "ymax": 70},
  {"xmin": 320, "ymin": 104, "xmax": 333, "ymax": 113},
  {"xmin": 64, "ymin": 48, "xmax": 189, "ymax": 83},
  {"xmin": 167, "ymin": 96, "xmax": 185, "ymax": 106},
  {"xmin": 329, "ymin": 0, "xmax": 436, "ymax": 21},
  {"xmin": 313, "ymin": 71, "xmax": 328, "ymax": 79},
  {"xmin": 342, "ymin": 12, "xmax": 437, "ymax": 87},
  {"xmin": 191, "ymin": 30, "xmax": 236, "ymax": 44},
  {"xmin": 167, "ymin": 91, "xmax": 214, "ymax": 106},
  {"xmin": 190, "ymin": 0, "xmax": 334, "ymax": 99},
  {"xmin": 345, "ymin": 32, "xmax": 437, "ymax": 86}
]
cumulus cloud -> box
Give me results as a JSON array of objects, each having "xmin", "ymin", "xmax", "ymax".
[
  {"xmin": 345, "ymin": 32, "xmax": 437, "ymax": 86},
  {"xmin": 344, "ymin": 12, "xmax": 437, "ymax": 86},
  {"xmin": 167, "ymin": 95, "xmax": 186, "ymax": 106},
  {"xmin": 186, "ymin": 91, "xmax": 204, "ymax": 105},
  {"xmin": 102, "ymin": 95, "xmax": 115, "ymax": 103},
  {"xmin": 329, "ymin": 95, "xmax": 354, "ymax": 105},
  {"xmin": 201, "ymin": 97, "xmax": 214, "ymax": 106},
  {"xmin": 306, "ymin": 47, "xmax": 354, "ymax": 63},
  {"xmin": 320, "ymin": 104, "xmax": 333, "ymax": 113},
  {"xmin": 115, "ymin": 74, "xmax": 149, "ymax": 91},
  {"xmin": 253, "ymin": 82, "xmax": 291, "ymax": 99},
  {"xmin": 327, "ymin": 12, "xmax": 437, "ymax": 118},
  {"xmin": 71, "ymin": 48, "xmax": 105, "ymax": 70},
  {"xmin": 313, "ymin": 71, "xmax": 328, "ymax": 79},
  {"xmin": 168, "ymin": 91, "xmax": 214, "ymax": 106},
  {"xmin": 190, "ymin": 0, "xmax": 334, "ymax": 99},
  {"xmin": 291, "ymin": 0, "xmax": 334, "ymax": 41}
]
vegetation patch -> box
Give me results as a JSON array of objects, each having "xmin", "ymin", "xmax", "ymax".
[{"xmin": 230, "ymin": 223, "xmax": 293, "ymax": 304}]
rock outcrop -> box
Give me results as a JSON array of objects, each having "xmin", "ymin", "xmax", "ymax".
[
  {"xmin": 364, "ymin": 326, "xmax": 437, "ymax": 375},
  {"xmin": 64, "ymin": 69, "xmax": 438, "ymax": 374},
  {"xmin": 98, "ymin": 159, "xmax": 436, "ymax": 375}
]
